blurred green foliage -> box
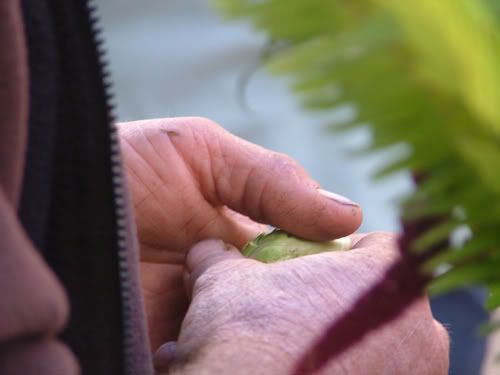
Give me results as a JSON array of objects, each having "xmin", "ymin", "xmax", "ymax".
[{"xmin": 215, "ymin": 0, "xmax": 500, "ymax": 312}]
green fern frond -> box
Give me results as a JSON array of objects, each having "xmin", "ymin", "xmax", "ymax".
[{"xmin": 215, "ymin": 0, "xmax": 500, "ymax": 315}]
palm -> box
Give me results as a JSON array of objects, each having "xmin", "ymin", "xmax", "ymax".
[
  {"xmin": 119, "ymin": 119, "xmax": 267, "ymax": 264},
  {"xmin": 119, "ymin": 119, "xmax": 265, "ymax": 347}
]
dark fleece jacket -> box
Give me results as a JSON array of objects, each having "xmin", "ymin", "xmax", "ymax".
[{"xmin": 0, "ymin": 1, "xmax": 153, "ymax": 374}]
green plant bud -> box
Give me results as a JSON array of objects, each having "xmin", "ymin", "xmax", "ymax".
[{"xmin": 242, "ymin": 229, "xmax": 351, "ymax": 263}]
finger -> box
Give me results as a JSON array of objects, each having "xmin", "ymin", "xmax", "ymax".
[
  {"xmin": 185, "ymin": 239, "xmax": 242, "ymax": 274},
  {"xmin": 140, "ymin": 262, "xmax": 188, "ymax": 348},
  {"xmin": 184, "ymin": 239, "xmax": 245, "ymax": 298},
  {"xmin": 350, "ymin": 231, "xmax": 398, "ymax": 249},
  {"xmin": 347, "ymin": 232, "xmax": 401, "ymax": 265},
  {"xmin": 195, "ymin": 206, "xmax": 268, "ymax": 249},
  {"xmin": 153, "ymin": 341, "xmax": 177, "ymax": 372},
  {"xmin": 159, "ymin": 117, "xmax": 363, "ymax": 240}
]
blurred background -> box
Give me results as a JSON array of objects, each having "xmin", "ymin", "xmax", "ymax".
[{"xmin": 98, "ymin": 1, "xmax": 488, "ymax": 373}]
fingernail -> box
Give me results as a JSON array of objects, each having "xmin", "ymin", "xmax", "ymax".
[{"xmin": 317, "ymin": 188, "xmax": 359, "ymax": 207}]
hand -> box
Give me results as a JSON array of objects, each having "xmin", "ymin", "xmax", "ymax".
[
  {"xmin": 118, "ymin": 117, "xmax": 362, "ymax": 347},
  {"xmin": 155, "ymin": 232, "xmax": 449, "ymax": 375}
]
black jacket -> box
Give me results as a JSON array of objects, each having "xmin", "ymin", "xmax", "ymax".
[{"xmin": 0, "ymin": 0, "xmax": 153, "ymax": 373}]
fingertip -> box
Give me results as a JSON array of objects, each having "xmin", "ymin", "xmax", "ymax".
[
  {"xmin": 328, "ymin": 203, "xmax": 363, "ymax": 237},
  {"xmin": 185, "ymin": 239, "xmax": 227, "ymax": 273},
  {"xmin": 184, "ymin": 239, "xmax": 244, "ymax": 296},
  {"xmin": 153, "ymin": 341, "xmax": 177, "ymax": 372},
  {"xmin": 288, "ymin": 189, "xmax": 363, "ymax": 240}
]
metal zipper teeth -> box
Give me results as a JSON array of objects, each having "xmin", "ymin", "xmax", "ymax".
[{"xmin": 85, "ymin": 2, "xmax": 134, "ymax": 373}]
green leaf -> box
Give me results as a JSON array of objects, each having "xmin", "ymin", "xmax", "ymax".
[{"xmin": 215, "ymin": 0, "xmax": 500, "ymax": 333}]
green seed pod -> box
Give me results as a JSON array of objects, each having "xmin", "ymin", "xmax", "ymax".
[{"xmin": 242, "ymin": 229, "xmax": 351, "ymax": 263}]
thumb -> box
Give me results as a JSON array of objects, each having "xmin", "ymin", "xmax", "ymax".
[
  {"xmin": 183, "ymin": 239, "xmax": 245, "ymax": 299},
  {"xmin": 207, "ymin": 120, "xmax": 363, "ymax": 240},
  {"xmin": 156, "ymin": 117, "xmax": 362, "ymax": 240}
]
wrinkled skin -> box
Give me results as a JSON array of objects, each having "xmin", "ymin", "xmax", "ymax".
[
  {"xmin": 118, "ymin": 117, "xmax": 363, "ymax": 348},
  {"xmin": 157, "ymin": 233, "xmax": 449, "ymax": 374}
]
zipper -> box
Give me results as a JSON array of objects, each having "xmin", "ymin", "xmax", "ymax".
[
  {"xmin": 84, "ymin": 2, "xmax": 135, "ymax": 373},
  {"xmin": 20, "ymin": 0, "xmax": 147, "ymax": 372}
]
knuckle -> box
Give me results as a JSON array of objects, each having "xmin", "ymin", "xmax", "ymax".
[
  {"xmin": 269, "ymin": 152, "xmax": 300, "ymax": 174},
  {"xmin": 433, "ymin": 320, "xmax": 451, "ymax": 352},
  {"xmin": 192, "ymin": 260, "xmax": 240, "ymax": 296},
  {"xmin": 423, "ymin": 321, "xmax": 450, "ymax": 374},
  {"xmin": 193, "ymin": 269, "xmax": 220, "ymax": 294}
]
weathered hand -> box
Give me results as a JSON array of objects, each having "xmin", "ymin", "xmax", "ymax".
[
  {"xmin": 119, "ymin": 117, "xmax": 361, "ymax": 262},
  {"xmin": 155, "ymin": 232, "xmax": 449, "ymax": 374},
  {"xmin": 118, "ymin": 117, "xmax": 362, "ymax": 348}
]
